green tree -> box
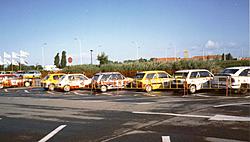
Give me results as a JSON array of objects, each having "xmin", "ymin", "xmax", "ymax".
[
  {"xmin": 60, "ymin": 51, "xmax": 67, "ymax": 68},
  {"xmin": 54, "ymin": 53, "xmax": 60, "ymax": 68},
  {"xmin": 97, "ymin": 52, "xmax": 109, "ymax": 65}
]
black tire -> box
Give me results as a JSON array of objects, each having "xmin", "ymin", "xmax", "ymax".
[
  {"xmin": 24, "ymin": 82, "xmax": 31, "ymax": 87},
  {"xmin": 145, "ymin": 85, "xmax": 152, "ymax": 92},
  {"xmin": 64, "ymin": 85, "xmax": 70, "ymax": 92},
  {"xmin": 48, "ymin": 84, "xmax": 55, "ymax": 91},
  {"xmin": 240, "ymin": 84, "xmax": 248, "ymax": 94},
  {"xmin": 189, "ymin": 85, "xmax": 196, "ymax": 94}
]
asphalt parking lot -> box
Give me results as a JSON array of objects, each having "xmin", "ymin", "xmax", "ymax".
[{"xmin": 0, "ymin": 88, "xmax": 249, "ymax": 142}]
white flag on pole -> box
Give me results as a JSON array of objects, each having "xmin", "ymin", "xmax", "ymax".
[
  {"xmin": 20, "ymin": 50, "xmax": 30, "ymax": 57},
  {"xmin": 12, "ymin": 52, "xmax": 19, "ymax": 59},
  {"xmin": 11, "ymin": 58, "xmax": 19, "ymax": 65},
  {"xmin": 4, "ymin": 52, "xmax": 11, "ymax": 58},
  {"xmin": 3, "ymin": 58, "xmax": 11, "ymax": 65},
  {"xmin": 0, "ymin": 56, "xmax": 3, "ymax": 65},
  {"xmin": 20, "ymin": 58, "xmax": 28, "ymax": 65}
]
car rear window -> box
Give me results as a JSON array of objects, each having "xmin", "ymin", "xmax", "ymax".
[{"xmin": 221, "ymin": 69, "xmax": 239, "ymax": 74}]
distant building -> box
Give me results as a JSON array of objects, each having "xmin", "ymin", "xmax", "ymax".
[
  {"xmin": 153, "ymin": 57, "xmax": 180, "ymax": 62},
  {"xmin": 240, "ymin": 57, "xmax": 250, "ymax": 61}
]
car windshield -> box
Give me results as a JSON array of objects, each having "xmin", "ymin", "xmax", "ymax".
[
  {"xmin": 44, "ymin": 75, "xmax": 50, "ymax": 80},
  {"xmin": 174, "ymin": 72, "xmax": 189, "ymax": 78},
  {"xmin": 220, "ymin": 69, "xmax": 239, "ymax": 74},
  {"xmin": 135, "ymin": 73, "xmax": 145, "ymax": 79}
]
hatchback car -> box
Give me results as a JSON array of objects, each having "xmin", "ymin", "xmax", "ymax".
[
  {"xmin": 0, "ymin": 74, "xmax": 22, "ymax": 88},
  {"xmin": 91, "ymin": 72, "xmax": 132, "ymax": 92},
  {"xmin": 41, "ymin": 73, "xmax": 65, "ymax": 91},
  {"xmin": 23, "ymin": 70, "xmax": 41, "ymax": 79},
  {"xmin": 211, "ymin": 66, "xmax": 250, "ymax": 94},
  {"xmin": 56, "ymin": 74, "xmax": 91, "ymax": 92},
  {"xmin": 129, "ymin": 71, "xmax": 172, "ymax": 92},
  {"xmin": 172, "ymin": 69, "xmax": 214, "ymax": 93}
]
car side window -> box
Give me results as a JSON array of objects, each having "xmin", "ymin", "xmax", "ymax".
[
  {"xmin": 53, "ymin": 75, "xmax": 59, "ymax": 80},
  {"xmin": 79, "ymin": 75, "xmax": 87, "ymax": 80},
  {"xmin": 239, "ymin": 69, "xmax": 250, "ymax": 76},
  {"xmin": 199, "ymin": 71, "xmax": 210, "ymax": 77},
  {"xmin": 68, "ymin": 76, "xmax": 74, "ymax": 81},
  {"xmin": 158, "ymin": 73, "xmax": 169, "ymax": 78},
  {"xmin": 146, "ymin": 73, "xmax": 156, "ymax": 79},
  {"xmin": 190, "ymin": 72, "xmax": 198, "ymax": 78},
  {"xmin": 116, "ymin": 74, "xmax": 123, "ymax": 80}
]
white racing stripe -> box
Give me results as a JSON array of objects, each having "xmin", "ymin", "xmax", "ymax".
[
  {"xmin": 214, "ymin": 102, "xmax": 250, "ymax": 108},
  {"xmin": 38, "ymin": 125, "xmax": 66, "ymax": 142},
  {"xmin": 162, "ymin": 136, "xmax": 171, "ymax": 142}
]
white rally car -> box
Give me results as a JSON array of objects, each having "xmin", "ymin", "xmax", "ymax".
[
  {"xmin": 212, "ymin": 66, "xmax": 250, "ymax": 94},
  {"xmin": 172, "ymin": 69, "xmax": 214, "ymax": 93},
  {"xmin": 56, "ymin": 74, "xmax": 91, "ymax": 92}
]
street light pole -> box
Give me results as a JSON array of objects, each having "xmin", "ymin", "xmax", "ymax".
[
  {"xmin": 90, "ymin": 50, "xmax": 93, "ymax": 65},
  {"xmin": 42, "ymin": 43, "xmax": 47, "ymax": 68},
  {"xmin": 75, "ymin": 38, "xmax": 83, "ymax": 65}
]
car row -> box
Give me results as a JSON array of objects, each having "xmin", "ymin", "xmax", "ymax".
[
  {"xmin": 0, "ymin": 70, "xmax": 41, "ymax": 79},
  {"xmin": 2, "ymin": 67, "xmax": 250, "ymax": 94}
]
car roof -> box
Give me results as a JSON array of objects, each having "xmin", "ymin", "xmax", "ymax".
[
  {"xmin": 48, "ymin": 73, "xmax": 65, "ymax": 76},
  {"xmin": 95, "ymin": 72, "xmax": 121, "ymax": 75},
  {"xmin": 225, "ymin": 66, "xmax": 250, "ymax": 70},
  {"xmin": 175, "ymin": 69, "xmax": 209, "ymax": 73},
  {"xmin": 138, "ymin": 70, "xmax": 168, "ymax": 74}
]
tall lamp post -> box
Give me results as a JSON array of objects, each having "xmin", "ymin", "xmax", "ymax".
[
  {"xmin": 74, "ymin": 38, "xmax": 83, "ymax": 64},
  {"xmin": 42, "ymin": 43, "xmax": 47, "ymax": 68},
  {"xmin": 90, "ymin": 49, "xmax": 93, "ymax": 65}
]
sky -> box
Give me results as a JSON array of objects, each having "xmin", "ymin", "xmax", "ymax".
[{"xmin": 0, "ymin": 0, "xmax": 249, "ymax": 65}]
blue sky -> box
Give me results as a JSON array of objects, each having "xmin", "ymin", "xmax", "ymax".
[{"xmin": 0, "ymin": 0, "xmax": 249, "ymax": 65}]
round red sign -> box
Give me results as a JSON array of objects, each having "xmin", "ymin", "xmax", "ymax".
[{"xmin": 68, "ymin": 57, "xmax": 73, "ymax": 63}]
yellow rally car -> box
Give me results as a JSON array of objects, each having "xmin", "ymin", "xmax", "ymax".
[
  {"xmin": 130, "ymin": 71, "xmax": 172, "ymax": 92},
  {"xmin": 41, "ymin": 73, "xmax": 65, "ymax": 91}
]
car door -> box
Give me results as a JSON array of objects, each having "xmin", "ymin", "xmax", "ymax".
[
  {"xmin": 158, "ymin": 72, "xmax": 171, "ymax": 88},
  {"xmin": 239, "ymin": 69, "xmax": 250, "ymax": 84}
]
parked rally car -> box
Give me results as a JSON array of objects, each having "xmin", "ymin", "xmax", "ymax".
[
  {"xmin": 0, "ymin": 74, "xmax": 24, "ymax": 88},
  {"xmin": 128, "ymin": 71, "xmax": 172, "ymax": 92},
  {"xmin": 91, "ymin": 72, "xmax": 133, "ymax": 92},
  {"xmin": 41, "ymin": 73, "xmax": 65, "ymax": 91},
  {"xmin": 56, "ymin": 74, "xmax": 91, "ymax": 92},
  {"xmin": 22, "ymin": 70, "xmax": 41, "ymax": 79},
  {"xmin": 172, "ymin": 69, "xmax": 214, "ymax": 93},
  {"xmin": 212, "ymin": 66, "xmax": 250, "ymax": 94}
]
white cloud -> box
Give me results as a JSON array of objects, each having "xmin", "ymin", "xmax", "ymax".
[{"xmin": 205, "ymin": 40, "xmax": 219, "ymax": 48}]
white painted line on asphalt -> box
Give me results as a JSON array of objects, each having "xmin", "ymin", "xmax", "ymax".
[
  {"xmin": 38, "ymin": 125, "xmax": 66, "ymax": 142},
  {"xmin": 4, "ymin": 89, "xmax": 8, "ymax": 92},
  {"xmin": 214, "ymin": 102, "xmax": 250, "ymax": 108},
  {"xmin": 209, "ymin": 115, "xmax": 250, "ymax": 122},
  {"xmin": 192, "ymin": 93, "xmax": 211, "ymax": 97},
  {"xmin": 245, "ymin": 96, "xmax": 250, "ymax": 98},
  {"xmin": 24, "ymin": 90, "xmax": 30, "ymax": 93},
  {"xmin": 162, "ymin": 136, "xmax": 171, "ymax": 142},
  {"xmin": 135, "ymin": 102, "xmax": 154, "ymax": 105},
  {"xmin": 47, "ymin": 91, "xmax": 55, "ymax": 95},
  {"xmin": 73, "ymin": 91, "xmax": 80, "ymax": 95},
  {"xmin": 0, "ymin": 118, "xmax": 2, "ymax": 120},
  {"xmin": 132, "ymin": 111, "xmax": 211, "ymax": 118}
]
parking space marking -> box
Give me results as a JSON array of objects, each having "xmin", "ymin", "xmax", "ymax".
[
  {"xmin": 132, "ymin": 111, "xmax": 211, "ymax": 118},
  {"xmin": 73, "ymin": 91, "xmax": 80, "ymax": 95},
  {"xmin": 134, "ymin": 102, "xmax": 154, "ymax": 105},
  {"xmin": 4, "ymin": 89, "xmax": 8, "ymax": 92},
  {"xmin": 214, "ymin": 102, "xmax": 250, "ymax": 108},
  {"xmin": 162, "ymin": 136, "xmax": 171, "ymax": 142},
  {"xmin": 47, "ymin": 91, "xmax": 55, "ymax": 95},
  {"xmin": 209, "ymin": 115, "xmax": 250, "ymax": 122},
  {"xmin": 38, "ymin": 125, "xmax": 66, "ymax": 142},
  {"xmin": 24, "ymin": 90, "xmax": 30, "ymax": 93},
  {"xmin": 192, "ymin": 93, "xmax": 211, "ymax": 97}
]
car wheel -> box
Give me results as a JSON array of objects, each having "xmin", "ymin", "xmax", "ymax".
[
  {"xmin": 48, "ymin": 84, "xmax": 55, "ymax": 91},
  {"xmin": 24, "ymin": 82, "xmax": 31, "ymax": 87},
  {"xmin": 145, "ymin": 85, "xmax": 152, "ymax": 92},
  {"xmin": 189, "ymin": 85, "xmax": 196, "ymax": 94},
  {"xmin": 100, "ymin": 85, "xmax": 107, "ymax": 92},
  {"xmin": 64, "ymin": 85, "xmax": 70, "ymax": 92},
  {"xmin": 239, "ymin": 84, "xmax": 248, "ymax": 94}
]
